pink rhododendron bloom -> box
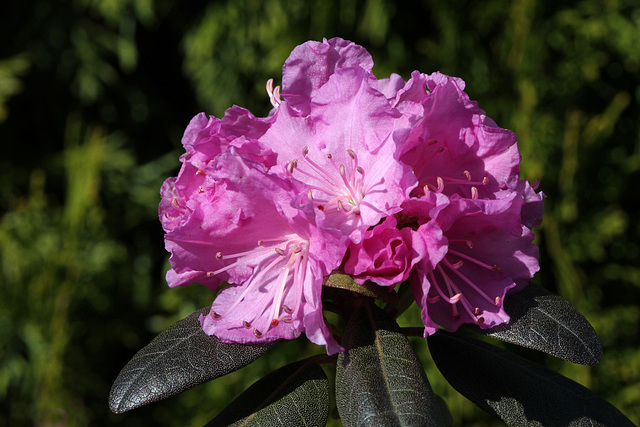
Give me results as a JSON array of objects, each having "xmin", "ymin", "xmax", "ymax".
[
  {"xmin": 161, "ymin": 149, "xmax": 346, "ymax": 353},
  {"xmin": 344, "ymin": 215, "xmax": 427, "ymax": 287},
  {"xmin": 160, "ymin": 36, "xmax": 544, "ymax": 354},
  {"xmin": 260, "ymin": 43, "xmax": 417, "ymax": 242},
  {"xmin": 404, "ymin": 191, "xmax": 539, "ymax": 335},
  {"xmin": 398, "ymin": 72, "xmax": 521, "ymax": 201},
  {"xmin": 181, "ymin": 107, "xmax": 277, "ymax": 172},
  {"xmin": 371, "ymin": 69, "xmax": 544, "ymax": 335}
]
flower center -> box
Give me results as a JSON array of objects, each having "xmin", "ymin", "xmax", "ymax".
[
  {"xmin": 410, "ymin": 140, "xmax": 489, "ymax": 199},
  {"xmin": 427, "ymin": 240, "xmax": 502, "ymax": 325},
  {"xmin": 287, "ymin": 147, "xmax": 366, "ymax": 217}
]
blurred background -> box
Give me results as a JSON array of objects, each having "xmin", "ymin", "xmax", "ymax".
[{"xmin": 1, "ymin": 0, "xmax": 639, "ymax": 425}]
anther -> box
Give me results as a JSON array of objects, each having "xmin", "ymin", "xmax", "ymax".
[
  {"xmin": 464, "ymin": 170, "xmax": 471, "ymax": 181},
  {"xmin": 450, "ymin": 260, "xmax": 464, "ymax": 269},
  {"xmin": 450, "ymin": 293, "xmax": 462, "ymax": 303},
  {"xmin": 339, "ymin": 164, "xmax": 346, "ymax": 177},
  {"xmin": 210, "ymin": 310, "xmax": 221, "ymax": 319},
  {"xmin": 531, "ymin": 179, "xmax": 540, "ymax": 190},
  {"xmin": 336, "ymin": 200, "xmax": 344, "ymax": 212},
  {"xmin": 494, "ymin": 296, "xmax": 502, "ymax": 306},
  {"xmin": 275, "ymin": 248, "xmax": 286, "ymax": 256},
  {"xmin": 347, "ymin": 149, "xmax": 356, "ymax": 159},
  {"xmin": 482, "ymin": 176, "xmax": 489, "ymax": 185},
  {"xmin": 266, "ymin": 79, "xmax": 281, "ymax": 107},
  {"xmin": 243, "ymin": 321, "xmax": 252, "ymax": 329},
  {"xmin": 428, "ymin": 295, "xmax": 441, "ymax": 303},
  {"xmin": 307, "ymin": 189, "xmax": 314, "ymax": 201},
  {"xmin": 282, "ymin": 317, "xmax": 293, "ymax": 323},
  {"xmin": 272, "ymin": 86, "xmax": 281, "ymax": 104},
  {"xmin": 282, "ymin": 305, "xmax": 292, "ymax": 314},
  {"xmin": 253, "ymin": 329, "xmax": 262, "ymax": 338},
  {"xmin": 471, "ymin": 186, "xmax": 479, "ymax": 199},
  {"xmin": 287, "ymin": 161, "xmax": 296, "ymax": 173},
  {"xmin": 326, "ymin": 153, "xmax": 332, "ymax": 159},
  {"xmin": 171, "ymin": 198, "xmax": 180, "ymax": 209},
  {"xmin": 198, "ymin": 186, "xmax": 204, "ymax": 193},
  {"xmin": 474, "ymin": 307, "xmax": 481, "ymax": 315},
  {"xmin": 436, "ymin": 177, "xmax": 445, "ymax": 193},
  {"xmin": 302, "ymin": 146, "xmax": 309, "ymax": 156},
  {"xmin": 492, "ymin": 265, "xmax": 502, "ymax": 273},
  {"xmin": 257, "ymin": 240, "xmax": 263, "ymax": 246},
  {"xmin": 356, "ymin": 166, "xmax": 365, "ymax": 175},
  {"xmin": 216, "ymin": 252, "xmax": 223, "ymax": 259},
  {"xmin": 206, "ymin": 272, "xmax": 215, "ymax": 277},
  {"xmin": 196, "ymin": 169, "xmax": 206, "ymax": 176}
]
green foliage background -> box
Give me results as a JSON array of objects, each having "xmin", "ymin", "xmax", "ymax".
[{"xmin": 1, "ymin": 0, "xmax": 639, "ymax": 425}]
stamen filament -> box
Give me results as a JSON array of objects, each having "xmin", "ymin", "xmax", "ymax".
[
  {"xmin": 293, "ymin": 163, "xmax": 342, "ymax": 193},
  {"xmin": 301, "ymin": 149, "xmax": 344, "ymax": 189},
  {"xmin": 443, "ymin": 258, "xmax": 497, "ymax": 306},
  {"xmin": 456, "ymin": 289, "xmax": 485, "ymax": 323},
  {"xmin": 429, "ymin": 270, "xmax": 462, "ymax": 304},
  {"xmin": 210, "ymin": 245, "xmax": 279, "ymax": 276},
  {"xmin": 448, "ymin": 249, "xmax": 500, "ymax": 272},
  {"xmin": 269, "ymin": 246, "xmax": 299, "ymax": 328},
  {"xmin": 222, "ymin": 254, "xmax": 284, "ymax": 314}
]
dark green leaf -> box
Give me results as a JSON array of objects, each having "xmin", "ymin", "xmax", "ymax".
[
  {"xmin": 467, "ymin": 283, "xmax": 602, "ymax": 365},
  {"xmin": 109, "ymin": 307, "xmax": 276, "ymax": 413},
  {"xmin": 336, "ymin": 302, "xmax": 445, "ymax": 426},
  {"xmin": 206, "ymin": 359, "xmax": 330, "ymax": 426},
  {"xmin": 429, "ymin": 330, "xmax": 634, "ymax": 427}
]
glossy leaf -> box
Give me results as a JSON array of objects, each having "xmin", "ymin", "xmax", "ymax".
[
  {"xmin": 429, "ymin": 330, "xmax": 634, "ymax": 427},
  {"xmin": 336, "ymin": 301, "xmax": 445, "ymax": 426},
  {"xmin": 206, "ymin": 359, "xmax": 330, "ymax": 426},
  {"xmin": 109, "ymin": 307, "xmax": 275, "ymax": 413},
  {"xmin": 468, "ymin": 283, "xmax": 602, "ymax": 365}
]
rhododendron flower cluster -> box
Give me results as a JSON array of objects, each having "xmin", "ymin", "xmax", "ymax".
[{"xmin": 159, "ymin": 37, "xmax": 543, "ymax": 354}]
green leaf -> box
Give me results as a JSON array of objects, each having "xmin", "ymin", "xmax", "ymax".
[
  {"xmin": 336, "ymin": 302, "xmax": 445, "ymax": 426},
  {"xmin": 428, "ymin": 330, "xmax": 634, "ymax": 427},
  {"xmin": 109, "ymin": 307, "xmax": 276, "ymax": 413},
  {"xmin": 206, "ymin": 359, "xmax": 330, "ymax": 426},
  {"xmin": 467, "ymin": 283, "xmax": 602, "ymax": 365},
  {"xmin": 323, "ymin": 272, "xmax": 398, "ymax": 304}
]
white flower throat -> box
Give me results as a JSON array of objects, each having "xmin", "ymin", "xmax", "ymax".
[{"xmin": 287, "ymin": 147, "xmax": 367, "ymax": 217}]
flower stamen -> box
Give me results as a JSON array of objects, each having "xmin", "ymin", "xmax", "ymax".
[
  {"xmin": 448, "ymin": 249, "xmax": 501, "ymax": 273},
  {"xmin": 265, "ymin": 78, "xmax": 281, "ymax": 108},
  {"xmin": 443, "ymin": 257, "xmax": 498, "ymax": 306},
  {"xmin": 419, "ymin": 170, "xmax": 489, "ymax": 197}
]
